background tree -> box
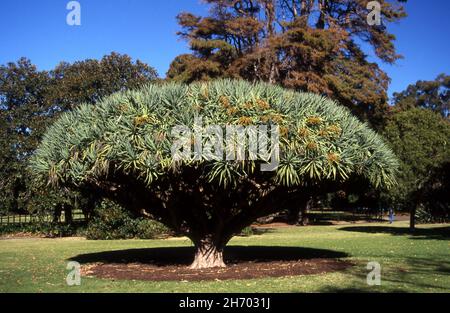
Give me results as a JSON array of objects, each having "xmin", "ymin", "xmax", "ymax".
[
  {"xmin": 419, "ymin": 162, "xmax": 450, "ymax": 223},
  {"xmin": 167, "ymin": 0, "xmax": 406, "ymax": 126},
  {"xmin": 393, "ymin": 73, "xmax": 449, "ymax": 119},
  {"xmin": 382, "ymin": 108, "xmax": 450, "ymax": 230},
  {"xmin": 0, "ymin": 58, "xmax": 51, "ymax": 214},
  {"xmin": 48, "ymin": 52, "xmax": 158, "ymax": 111},
  {"xmin": 31, "ymin": 80, "xmax": 398, "ymax": 268},
  {"xmin": 0, "ymin": 53, "xmax": 158, "ymax": 216}
]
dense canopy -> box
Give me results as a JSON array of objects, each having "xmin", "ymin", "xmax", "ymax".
[{"xmin": 31, "ymin": 80, "xmax": 397, "ymax": 189}]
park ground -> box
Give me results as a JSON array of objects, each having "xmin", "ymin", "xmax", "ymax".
[{"xmin": 0, "ymin": 220, "xmax": 449, "ymax": 292}]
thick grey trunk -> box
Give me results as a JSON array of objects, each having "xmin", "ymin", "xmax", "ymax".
[{"xmin": 190, "ymin": 238, "xmax": 226, "ymax": 269}]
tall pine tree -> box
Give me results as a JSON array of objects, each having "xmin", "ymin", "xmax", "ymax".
[{"xmin": 168, "ymin": 0, "xmax": 406, "ymax": 126}]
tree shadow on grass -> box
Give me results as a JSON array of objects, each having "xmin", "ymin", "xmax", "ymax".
[
  {"xmin": 317, "ymin": 286, "xmax": 412, "ymax": 293},
  {"xmin": 322, "ymin": 256, "xmax": 450, "ymax": 293},
  {"xmin": 70, "ymin": 246, "xmax": 349, "ymax": 266},
  {"xmin": 338, "ymin": 225, "xmax": 450, "ymax": 240}
]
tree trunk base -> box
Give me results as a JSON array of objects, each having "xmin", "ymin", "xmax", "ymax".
[
  {"xmin": 190, "ymin": 242, "xmax": 226, "ymax": 269},
  {"xmin": 296, "ymin": 216, "xmax": 309, "ymax": 226}
]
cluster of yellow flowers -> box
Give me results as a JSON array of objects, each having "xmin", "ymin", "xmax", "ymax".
[
  {"xmin": 221, "ymin": 96, "xmax": 273, "ymax": 118},
  {"xmin": 306, "ymin": 116, "xmax": 323, "ymax": 125},
  {"xmin": 306, "ymin": 141, "xmax": 318, "ymax": 150},
  {"xmin": 134, "ymin": 114, "xmax": 154, "ymax": 127},
  {"xmin": 237, "ymin": 116, "xmax": 253, "ymax": 125},
  {"xmin": 326, "ymin": 152, "xmax": 341, "ymax": 164}
]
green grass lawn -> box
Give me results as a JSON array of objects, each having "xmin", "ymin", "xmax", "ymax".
[{"xmin": 0, "ymin": 221, "xmax": 449, "ymax": 293}]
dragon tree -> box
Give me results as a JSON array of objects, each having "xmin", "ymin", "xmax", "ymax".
[{"xmin": 31, "ymin": 80, "xmax": 398, "ymax": 269}]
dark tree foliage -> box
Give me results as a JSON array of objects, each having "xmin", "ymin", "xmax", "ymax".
[
  {"xmin": 393, "ymin": 73, "xmax": 449, "ymax": 119},
  {"xmin": 49, "ymin": 52, "xmax": 158, "ymax": 111},
  {"xmin": 0, "ymin": 58, "xmax": 51, "ymax": 214},
  {"xmin": 382, "ymin": 108, "xmax": 450, "ymax": 229},
  {"xmin": 420, "ymin": 162, "xmax": 450, "ymax": 222},
  {"xmin": 167, "ymin": 0, "xmax": 406, "ymax": 126},
  {"xmin": 0, "ymin": 53, "xmax": 158, "ymax": 215}
]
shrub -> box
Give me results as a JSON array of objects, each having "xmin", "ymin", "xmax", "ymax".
[
  {"xmin": 239, "ymin": 226, "xmax": 254, "ymax": 237},
  {"xmin": 85, "ymin": 199, "xmax": 170, "ymax": 240},
  {"xmin": 0, "ymin": 222, "xmax": 81, "ymax": 237}
]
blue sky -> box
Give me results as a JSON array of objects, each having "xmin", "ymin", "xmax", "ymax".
[{"xmin": 0, "ymin": 0, "xmax": 449, "ymax": 99}]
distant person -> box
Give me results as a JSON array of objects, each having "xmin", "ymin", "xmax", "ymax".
[{"xmin": 388, "ymin": 208, "xmax": 395, "ymax": 224}]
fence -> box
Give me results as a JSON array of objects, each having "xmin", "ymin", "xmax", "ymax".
[{"xmin": 0, "ymin": 210, "xmax": 85, "ymax": 225}]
